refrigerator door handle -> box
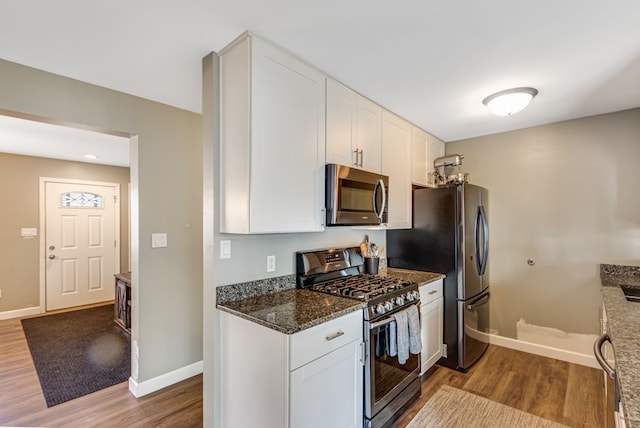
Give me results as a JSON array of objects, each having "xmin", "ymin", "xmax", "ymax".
[
  {"xmin": 466, "ymin": 292, "xmax": 490, "ymax": 310},
  {"xmin": 474, "ymin": 207, "xmax": 483, "ymax": 275},
  {"xmin": 479, "ymin": 205, "xmax": 489, "ymax": 276}
]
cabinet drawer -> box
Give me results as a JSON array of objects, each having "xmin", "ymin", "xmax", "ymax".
[
  {"xmin": 420, "ymin": 279, "xmax": 443, "ymax": 305},
  {"xmin": 290, "ymin": 310, "xmax": 362, "ymax": 370}
]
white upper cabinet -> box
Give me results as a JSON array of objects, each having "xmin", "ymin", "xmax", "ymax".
[
  {"xmin": 382, "ymin": 110, "xmax": 412, "ymax": 229},
  {"xmin": 426, "ymin": 134, "xmax": 445, "ymax": 187},
  {"xmin": 219, "ymin": 33, "xmax": 326, "ymax": 233},
  {"xmin": 412, "ymin": 127, "xmax": 446, "ymax": 187},
  {"xmin": 411, "ymin": 126, "xmax": 429, "ymax": 186},
  {"xmin": 326, "ymin": 78, "xmax": 381, "ymax": 173}
]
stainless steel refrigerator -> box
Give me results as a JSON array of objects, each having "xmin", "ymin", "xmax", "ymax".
[{"xmin": 387, "ymin": 183, "xmax": 490, "ymax": 371}]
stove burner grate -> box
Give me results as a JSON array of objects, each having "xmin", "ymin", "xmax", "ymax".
[{"xmin": 309, "ymin": 274, "xmax": 414, "ymax": 301}]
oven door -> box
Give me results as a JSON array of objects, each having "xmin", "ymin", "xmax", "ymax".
[
  {"xmin": 326, "ymin": 164, "xmax": 388, "ymax": 226},
  {"xmin": 365, "ymin": 311, "xmax": 420, "ymax": 418}
]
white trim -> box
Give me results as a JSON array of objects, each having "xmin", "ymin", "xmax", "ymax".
[
  {"xmin": 128, "ymin": 360, "xmax": 203, "ymax": 398},
  {"xmin": 39, "ymin": 177, "xmax": 121, "ymax": 311},
  {"xmin": 0, "ymin": 306, "xmax": 42, "ymax": 321},
  {"xmin": 489, "ymin": 333, "xmax": 599, "ymax": 369}
]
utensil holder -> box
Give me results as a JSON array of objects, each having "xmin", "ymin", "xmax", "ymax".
[{"xmin": 364, "ymin": 257, "xmax": 380, "ymax": 275}]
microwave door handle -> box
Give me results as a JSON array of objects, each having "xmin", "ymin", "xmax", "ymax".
[{"xmin": 372, "ymin": 179, "xmax": 386, "ymax": 222}]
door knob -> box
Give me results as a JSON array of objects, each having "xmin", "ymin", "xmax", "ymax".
[{"xmin": 48, "ymin": 254, "xmax": 56, "ymax": 260}]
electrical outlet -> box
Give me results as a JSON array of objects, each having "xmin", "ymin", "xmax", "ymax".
[{"xmin": 267, "ymin": 255, "xmax": 276, "ymax": 272}]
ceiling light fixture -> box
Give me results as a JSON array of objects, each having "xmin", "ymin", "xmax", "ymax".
[
  {"xmin": 84, "ymin": 154, "xmax": 98, "ymax": 160},
  {"xmin": 482, "ymin": 87, "xmax": 538, "ymax": 116}
]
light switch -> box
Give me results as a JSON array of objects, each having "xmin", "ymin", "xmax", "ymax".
[
  {"xmin": 21, "ymin": 228, "xmax": 38, "ymax": 238},
  {"xmin": 220, "ymin": 240, "xmax": 231, "ymax": 259},
  {"xmin": 151, "ymin": 233, "xmax": 168, "ymax": 248}
]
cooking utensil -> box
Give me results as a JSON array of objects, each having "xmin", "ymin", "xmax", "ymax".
[
  {"xmin": 370, "ymin": 242, "xmax": 378, "ymax": 257},
  {"xmin": 360, "ymin": 242, "xmax": 368, "ymax": 257},
  {"xmin": 377, "ymin": 245, "xmax": 385, "ymax": 256}
]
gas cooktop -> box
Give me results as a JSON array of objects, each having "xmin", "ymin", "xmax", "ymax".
[{"xmin": 296, "ymin": 247, "xmax": 420, "ymax": 321}]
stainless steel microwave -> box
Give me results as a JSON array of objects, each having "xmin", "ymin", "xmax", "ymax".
[{"xmin": 325, "ymin": 164, "xmax": 388, "ymax": 226}]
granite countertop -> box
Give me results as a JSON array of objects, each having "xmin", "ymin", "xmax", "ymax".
[
  {"xmin": 600, "ymin": 264, "xmax": 640, "ymax": 428},
  {"xmin": 217, "ymin": 288, "xmax": 364, "ymax": 334},
  {"xmin": 385, "ymin": 268, "xmax": 445, "ymax": 285}
]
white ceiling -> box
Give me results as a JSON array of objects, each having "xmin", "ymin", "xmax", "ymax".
[
  {"xmin": 0, "ymin": 115, "xmax": 130, "ymax": 167},
  {"xmin": 1, "ymin": 0, "xmax": 640, "ymax": 144}
]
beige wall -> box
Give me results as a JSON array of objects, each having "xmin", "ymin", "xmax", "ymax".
[
  {"xmin": 0, "ymin": 58, "xmax": 203, "ymax": 384},
  {"xmin": 447, "ymin": 108, "xmax": 640, "ymax": 341},
  {"xmin": 0, "ymin": 153, "xmax": 130, "ymax": 312}
]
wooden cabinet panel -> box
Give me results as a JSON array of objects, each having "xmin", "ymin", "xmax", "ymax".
[
  {"xmin": 220, "ymin": 33, "xmax": 326, "ymax": 234},
  {"xmin": 326, "ymin": 78, "xmax": 381, "ymax": 173},
  {"xmin": 382, "ymin": 110, "xmax": 412, "ymax": 229}
]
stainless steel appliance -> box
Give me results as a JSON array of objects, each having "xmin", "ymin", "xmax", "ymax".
[
  {"xmin": 387, "ymin": 183, "xmax": 490, "ymax": 371},
  {"xmin": 296, "ymin": 247, "xmax": 421, "ymax": 428},
  {"xmin": 325, "ymin": 164, "xmax": 388, "ymax": 226},
  {"xmin": 595, "ymin": 334, "xmax": 626, "ymax": 427}
]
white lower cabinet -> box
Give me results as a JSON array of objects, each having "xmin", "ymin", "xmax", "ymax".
[
  {"xmin": 220, "ymin": 309, "xmax": 364, "ymax": 428},
  {"xmin": 419, "ymin": 279, "xmax": 444, "ymax": 375},
  {"xmin": 290, "ymin": 339, "xmax": 363, "ymax": 428}
]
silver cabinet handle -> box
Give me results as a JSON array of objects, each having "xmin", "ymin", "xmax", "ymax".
[
  {"xmin": 325, "ymin": 331, "xmax": 345, "ymax": 341},
  {"xmin": 428, "ymin": 290, "xmax": 438, "ymax": 295},
  {"xmin": 594, "ymin": 333, "xmax": 615, "ymax": 379},
  {"xmin": 353, "ymin": 149, "xmax": 359, "ymax": 166},
  {"xmin": 359, "ymin": 149, "xmax": 364, "ymax": 167}
]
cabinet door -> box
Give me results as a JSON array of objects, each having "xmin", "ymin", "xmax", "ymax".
[
  {"xmin": 251, "ymin": 37, "xmax": 326, "ymax": 232},
  {"xmin": 355, "ymin": 97, "xmax": 382, "ymax": 173},
  {"xmin": 411, "ymin": 126, "xmax": 429, "ymax": 186},
  {"xmin": 326, "ymin": 78, "xmax": 357, "ymax": 167},
  {"xmin": 420, "ymin": 297, "xmax": 444, "ymax": 375},
  {"xmin": 382, "ymin": 110, "xmax": 412, "ymax": 229},
  {"xmin": 290, "ymin": 340, "xmax": 363, "ymax": 428},
  {"xmin": 426, "ymin": 134, "xmax": 445, "ymax": 187}
]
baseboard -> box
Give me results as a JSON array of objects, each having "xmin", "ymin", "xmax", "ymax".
[
  {"xmin": 489, "ymin": 333, "xmax": 599, "ymax": 369},
  {"xmin": 0, "ymin": 306, "xmax": 42, "ymax": 321},
  {"xmin": 128, "ymin": 360, "xmax": 203, "ymax": 398}
]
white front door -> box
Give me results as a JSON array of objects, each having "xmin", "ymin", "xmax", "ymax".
[{"xmin": 44, "ymin": 180, "xmax": 119, "ymax": 311}]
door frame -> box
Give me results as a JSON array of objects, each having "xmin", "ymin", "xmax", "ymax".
[{"xmin": 38, "ymin": 177, "xmax": 121, "ymax": 313}]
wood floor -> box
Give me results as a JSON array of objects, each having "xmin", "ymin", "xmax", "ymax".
[
  {"xmin": 1, "ymin": 308, "xmax": 609, "ymax": 427},
  {"xmin": 393, "ymin": 345, "xmax": 613, "ymax": 428},
  {"xmin": 0, "ymin": 308, "xmax": 203, "ymax": 428}
]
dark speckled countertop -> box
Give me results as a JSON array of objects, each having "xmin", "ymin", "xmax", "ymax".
[
  {"xmin": 216, "ymin": 275, "xmax": 364, "ymax": 334},
  {"xmin": 600, "ymin": 264, "xmax": 640, "ymax": 428},
  {"xmin": 385, "ymin": 268, "xmax": 445, "ymax": 285},
  {"xmin": 216, "ymin": 268, "xmax": 443, "ymax": 335}
]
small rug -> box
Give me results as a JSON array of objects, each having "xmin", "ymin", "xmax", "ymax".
[
  {"xmin": 21, "ymin": 304, "xmax": 130, "ymax": 407},
  {"xmin": 407, "ymin": 385, "xmax": 570, "ymax": 428}
]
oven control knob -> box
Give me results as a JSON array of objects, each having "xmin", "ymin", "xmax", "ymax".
[
  {"xmin": 395, "ymin": 296, "xmax": 405, "ymax": 305},
  {"xmin": 384, "ymin": 301, "xmax": 393, "ymax": 311},
  {"xmin": 406, "ymin": 292, "xmax": 416, "ymax": 302},
  {"xmin": 375, "ymin": 303, "xmax": 386, "ymax": 314}
]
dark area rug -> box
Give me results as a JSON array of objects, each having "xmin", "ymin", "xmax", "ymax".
[{"xmin": 21, "ymin": 304, "xmax": 131, "ymax": 407}]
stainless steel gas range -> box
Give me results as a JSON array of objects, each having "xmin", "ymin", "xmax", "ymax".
[{"xmin": 297, "ymin": 247, "xmax": 422, "ymax": 428}]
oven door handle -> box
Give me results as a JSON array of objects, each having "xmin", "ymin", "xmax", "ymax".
[
  {"xmin": 594, "ymin": 333, "xmax": 615, "ymax": 379},
  {"xmin": 369, "ymin": 317, "xmax": 395, "ymax": 330}
]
